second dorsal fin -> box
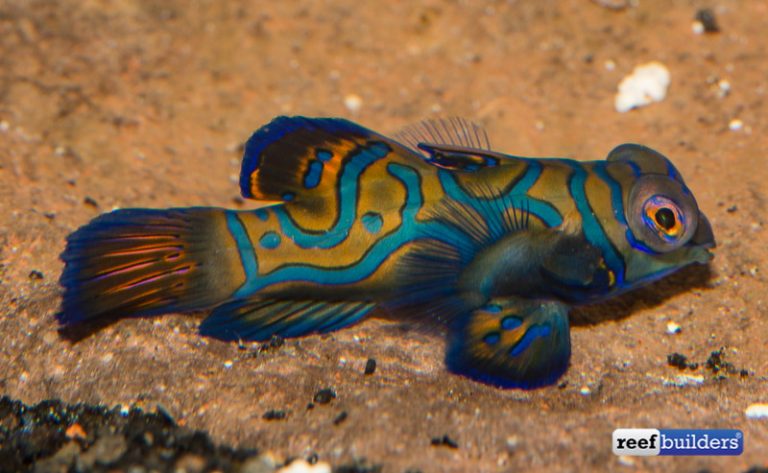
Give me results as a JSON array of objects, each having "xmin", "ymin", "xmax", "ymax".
[{"xmin": 240, "ymin": 116, "xmax": 414, "ymax": 204}]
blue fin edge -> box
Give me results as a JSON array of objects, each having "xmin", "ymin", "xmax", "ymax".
[{"xmin": 445, "ymin": 348, "xmax": 570, "ymax": 390}]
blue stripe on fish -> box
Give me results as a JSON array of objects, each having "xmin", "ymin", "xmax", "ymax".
[
  {"xmin": 303, "ymin": 160, "xmax": 324, "ymax": 189},
  {"xmin": 509, "ymin": 324, "xmax": 551, "ymax": 357},
  {"xmin": 226, "ymin": 211, "xmax": 259, "ymax": 294},
  {"xmin": 232, "ymin": 163, "xmax": 474, "ymax": 297},
  {"xmin": 593, "ymin": 162, "xmax": 659, "ymax": 256},
  {"xmin": 316, "ymin": 149, "xmax": 333, "ymax": 162},
  {"xmin": 437, "ymin": 161, "xmax": 563, "ymax": 228},
  {"xmin": 271, "ymin": 141, "xmax": 390, "ymax": 249},
  {"xmin": 259, "ymin": 231, "xmax": 281, "ymax": 249},
  {"xmin": 361, "ymin": 212, "xmax": 383, "ymax": 234},
  {"xmin": 567, "ymin": 163, "xmax": 626, "ymax": 286}
]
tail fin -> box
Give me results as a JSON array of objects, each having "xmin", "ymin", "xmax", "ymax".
[{"xmin": 59, "ymin": 208, "xmax": 243, "ymax": 326}]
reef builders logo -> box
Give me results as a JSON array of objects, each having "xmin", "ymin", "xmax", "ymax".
[{"xmin": 612, "ymin": 429, "xmax": 743, "ymax": 456}]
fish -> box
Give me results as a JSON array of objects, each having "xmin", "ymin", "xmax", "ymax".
[{"xmin": 58, "ymin": 116, "xmax": 715, "ymax": 389}]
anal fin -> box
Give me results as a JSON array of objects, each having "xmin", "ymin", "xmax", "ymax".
[
  {"xmin": 199, "ymin": 298, "xmax": 376, "ymax": 341},
  {"xmin": 446, "ymin": 298, "xmax": 571, "ymax": 389}
]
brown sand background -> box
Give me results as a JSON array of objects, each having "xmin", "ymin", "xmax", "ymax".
[{"xmin": 1, "ymin": 0, "xmax": 767, "ymax": 471}]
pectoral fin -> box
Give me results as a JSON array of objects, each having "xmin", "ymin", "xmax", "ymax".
[
  {"xmin": 446, "ymin": 298, "xmax": 571, "ymax": 389},
  {"xmin": 540, "ymin": 235, "xmax": 615, "ymax": 294}
]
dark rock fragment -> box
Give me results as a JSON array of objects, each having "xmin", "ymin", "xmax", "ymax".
[
  {"xmin": 706, "ymin": 348, "xmax": 736, "ymax": 375},
  {"xmin": 430, "ymin": 434, "xmax": 458, "ymax": 449},
  {"xmin": 667, "ymin": 353, "xmax": 698, "ymax": 370},
  {"xmin": 333, "ymin": 411, "xmax": 348, "ymax": 426},
  {"xmin": 313, "ymin": 388, "xmax": 336, "ymax": 405},
  {"xmin": 262, "ymin": 410, "xmax": 287, "ymax": 421},
  {"xmin": 695, "ymin": 8, "xmax": 720, "ymax": 33}
]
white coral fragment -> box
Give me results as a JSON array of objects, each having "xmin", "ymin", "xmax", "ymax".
[{"xmin": 614, "ymin": 62, "xmax": 671, "ymax": 113}]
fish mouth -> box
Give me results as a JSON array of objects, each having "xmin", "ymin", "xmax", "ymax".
[
  {"xmin": 691, "ymin": 212, "xmax": 716, "ymax": 249},
  {"xmin": 685, "ymin": 212, "xmax": 715, "ymax": 264},
  {"xmin": 691, "ymin": 246, "xmax": 714, "ymax": 264}
]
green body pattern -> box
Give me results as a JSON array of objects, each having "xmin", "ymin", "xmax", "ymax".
[{"xmin": 59, "ymin": 116, "xmax": 715, "ymax": 388}]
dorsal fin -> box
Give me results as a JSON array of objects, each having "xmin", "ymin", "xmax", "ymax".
[
  {"xmin": 394, "ymin": 117, "xmax": 492, "ymax": 155},
  {"xmin": 240, "ymin": 116, "xmax": 417, "ymax": 203},
  {"xmin": 415, "ymin": 143, "xmax": 505, "ymax": 172},
  {"xmin": 395, "ymin": 118, "xmax": 512, "ymax": 172}
]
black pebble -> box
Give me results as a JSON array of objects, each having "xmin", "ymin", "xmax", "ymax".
[
  {"xmin": 364, "ymin": 358, "xmax": 376, "ymax": 375},
  {"xmin": 695, "ymin": 8, "xmax": 720, "ymax": 33},
  {"xmin": 307, "ymin": 452, "xmax": 319, "ymax": 464},
  {"xmin": 667, "ymin": 353, "xmax": 689, "ymax": 369},
  {"xmin": 262, "ymin": 409, "xmax": 287, "ymax": 421},
  {"xmin": 28, "ymin": 270, "xmax": 44, "ymax": 281},
  {"xmin": 333, "ymin": 411, "xmax": 348, "ymax": 426},
  {"xmin": 706, "ymin": 348, "xmax": 735, "ymax": 374},
  {"xmin": 667, "ymin": 353, "xmax": 698, "ymax": 370},
  {"xmin": 430, "ymin": 435, "xmax": 458, "ymax": 449},
  {"xmin": 83, "ymin": 196, "xmax": 99, "ymax": 207},
  {"xmin": 313, "ymin": 388, "xmax": 336, "ymax": 405}
]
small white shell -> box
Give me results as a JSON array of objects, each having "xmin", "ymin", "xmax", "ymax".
[
  {"xmin": 614, "ymin": 62, "xmax": 671, "ymax": 113},
  {"xmin": 745, "ymin": 403, "xmax": 768, "ymax": 419}
]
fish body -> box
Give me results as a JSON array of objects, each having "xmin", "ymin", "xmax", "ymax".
[{"xmin": 59, "ymin": 116, "xmax": 714, "ymax": 388}]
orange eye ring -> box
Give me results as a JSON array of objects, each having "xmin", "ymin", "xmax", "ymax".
[
  {"xmin": 642, "ymin": 196, "xmax": 685, "ymax": 242},
  {"xmin": 627, "ymin": 175, "xmax": 699, "ymax": 253}
]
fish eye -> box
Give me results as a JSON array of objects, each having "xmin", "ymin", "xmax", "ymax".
[
  {"xmin": 627, "ymin": 175, "xmax": 699, "ymax": 253},
  {"xmin": 655, "ymin": 207, "xmax": 675, "ymax": 229},
  {"xmin": 642, "ymin": 196, "xmax": 685, "ymax": 242}
]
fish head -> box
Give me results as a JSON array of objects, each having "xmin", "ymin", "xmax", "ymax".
[{"xmin": 606, "ymin": 144, "xmax": 715, "ymax": 289}]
